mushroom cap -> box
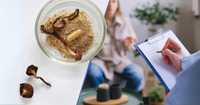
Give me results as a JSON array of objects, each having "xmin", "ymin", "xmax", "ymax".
[
  {"xmin": 20, "ymin": 83, "xmax": 34, "ymax": 98},
  {"xmin": 53, "ymin": 17, "xmax": 66, "ymax": 29},
  {"xmin": 26, "ymin": 65, "xmax": 38, "ymax": 76}
]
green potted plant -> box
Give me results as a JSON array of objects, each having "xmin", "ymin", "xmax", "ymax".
[
  {"xmin": 148, "ymin": 85, "xmax": 165, "ymax": 105},
  {"xmin": 131, "ymin": 2, "xmax": 178, "ymax": 33},
  {"xmin": 140, "ymin": 85, "xmax": 166, "ymax": 105}
]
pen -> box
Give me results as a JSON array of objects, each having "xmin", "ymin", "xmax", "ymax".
[
  {"xmin": 156, "ymin": 48, "xmax": 177, "ymax": 53},
  {"xmin": 156, "ymin": 51, "xmax": 163, "ymax": 53}
]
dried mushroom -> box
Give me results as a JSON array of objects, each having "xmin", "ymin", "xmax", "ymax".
[
  {"xmin": 53, "ymin": 17, "xmax": 66, "ymax": 29},
  {"xmin": 67, "ymin": 9, "xmax": 79, "ymax": 20},
  {"xmin": 20, "ymin": 83, "xmax": 33, "ymax": 98},
  {"xmin": 66, "ymin": 29, "xmax": 83, "ymax": 42},
  {"xmin": 48, "ymin": 34, "xmax": 77, "ymax": 58},
  {"xmin": 40, "ymin": 24, "xmax": 55, "ymax": 34},
  {"xmin": 26, "ymin": 65, "xmax": 51, "ymax": 87},
  {"xmin": 26, "ymin": 65, "xmax": 38, "ymax": 76},
  {"xmin": 67, "ymin": 48, "xmax": 82, "ymax": 60}
]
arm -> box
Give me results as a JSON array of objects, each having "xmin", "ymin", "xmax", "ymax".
[
  {"xmin": 166, "ymin": 51, "xmax": 200, "ymax": 105},
  {"xmin": 181, "ymin": 51, "xmax": 200, "ymax": 71},
  {"xmin": 122, "ymin": 17, "xmax": 137, "ymax": 49},
  {"xmin": 162, "ymin": 39, "xmax": 200, "ymax": 104}
]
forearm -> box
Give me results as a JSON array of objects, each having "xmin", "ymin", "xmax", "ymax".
[{"xmin": 181, "ymin": 51, "xmax": 200, "ymax": 72}]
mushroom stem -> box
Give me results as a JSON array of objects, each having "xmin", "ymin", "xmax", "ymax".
[
  {"xmin": 52, "ymin": 34, "xmax": 82, "ymax": 60},
  {"xmin": 66, "ymin": 29, "xmax": 83, "ymax": 42},
  {"xmin": 65, "ymin": 9, "xmax": 79, "ymax": 20},
  {"xmin": 35, "ymin": 76, "xmax": 52, "ymax": 87}
]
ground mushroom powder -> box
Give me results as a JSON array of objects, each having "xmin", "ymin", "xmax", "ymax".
[{"xmin": 41, "ymin": 9, "xmax": 94, "ymax": 61}]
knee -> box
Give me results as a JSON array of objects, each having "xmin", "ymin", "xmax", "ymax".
[
  {"xmin": 131, "ymin": 74, "xmax": 144, "ymax": 91},
  {"xmin": 123, "ymin": 64, "xmax": 145, "ymax": 91},
  {"xmin": 87, "ymin": 63, "xmax": 104, "ymax": 81},
  {"xmin": 124, "ymin": 64, "xmax": 144, "ymax": 79},
  {"xmin": 128, "ymin": 73, "xmax": 144, "ymax": 90}
]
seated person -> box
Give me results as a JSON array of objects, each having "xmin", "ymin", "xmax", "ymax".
[{"xmin": 84, "ymin": 0, "xmax": 144, "ymax": 92}]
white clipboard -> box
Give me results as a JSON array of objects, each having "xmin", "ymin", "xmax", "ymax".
[{"xmin": 135, "ymin": 30, "xmax": 191, "ymax": 92}]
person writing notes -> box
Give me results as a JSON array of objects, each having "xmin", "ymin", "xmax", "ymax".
[{"xmin": 162, "ymin": 38, "xmax": 200, "ymax": 105}]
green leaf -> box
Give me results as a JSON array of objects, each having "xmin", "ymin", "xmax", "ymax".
[{"xmin": 133, "ymin": 2, "xmax": 178, "ymax": 25}]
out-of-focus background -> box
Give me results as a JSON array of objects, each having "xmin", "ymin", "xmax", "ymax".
[
  {"xmin": 78, "ymin": 0, "xmax": 200, "ymax": 104},
  {"xmin": 119, "ymin": 0, "xmax": 200, "ymax": 95},
  {"xmin": 120, "ymin": 0, "xmax": 200, "ymax": 52}
]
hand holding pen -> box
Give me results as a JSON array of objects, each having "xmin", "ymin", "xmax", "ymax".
[{"xmin": 158, "ymin": 38, "xmax": 182, "ymax": 72}]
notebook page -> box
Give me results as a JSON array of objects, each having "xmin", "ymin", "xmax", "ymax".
[{"xmin": 138, "ymin": 31, "xmax": 190, "ymax": 90}]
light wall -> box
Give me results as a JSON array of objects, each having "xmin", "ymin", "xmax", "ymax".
[{"xmin": 120, "ymin": 0, "xmax": 200, "ymax": 53}]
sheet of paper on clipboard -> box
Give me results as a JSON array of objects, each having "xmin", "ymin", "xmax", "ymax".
[{"xmin": 135, "ymin": 30, "xmax": 191, "ymax": 92}]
